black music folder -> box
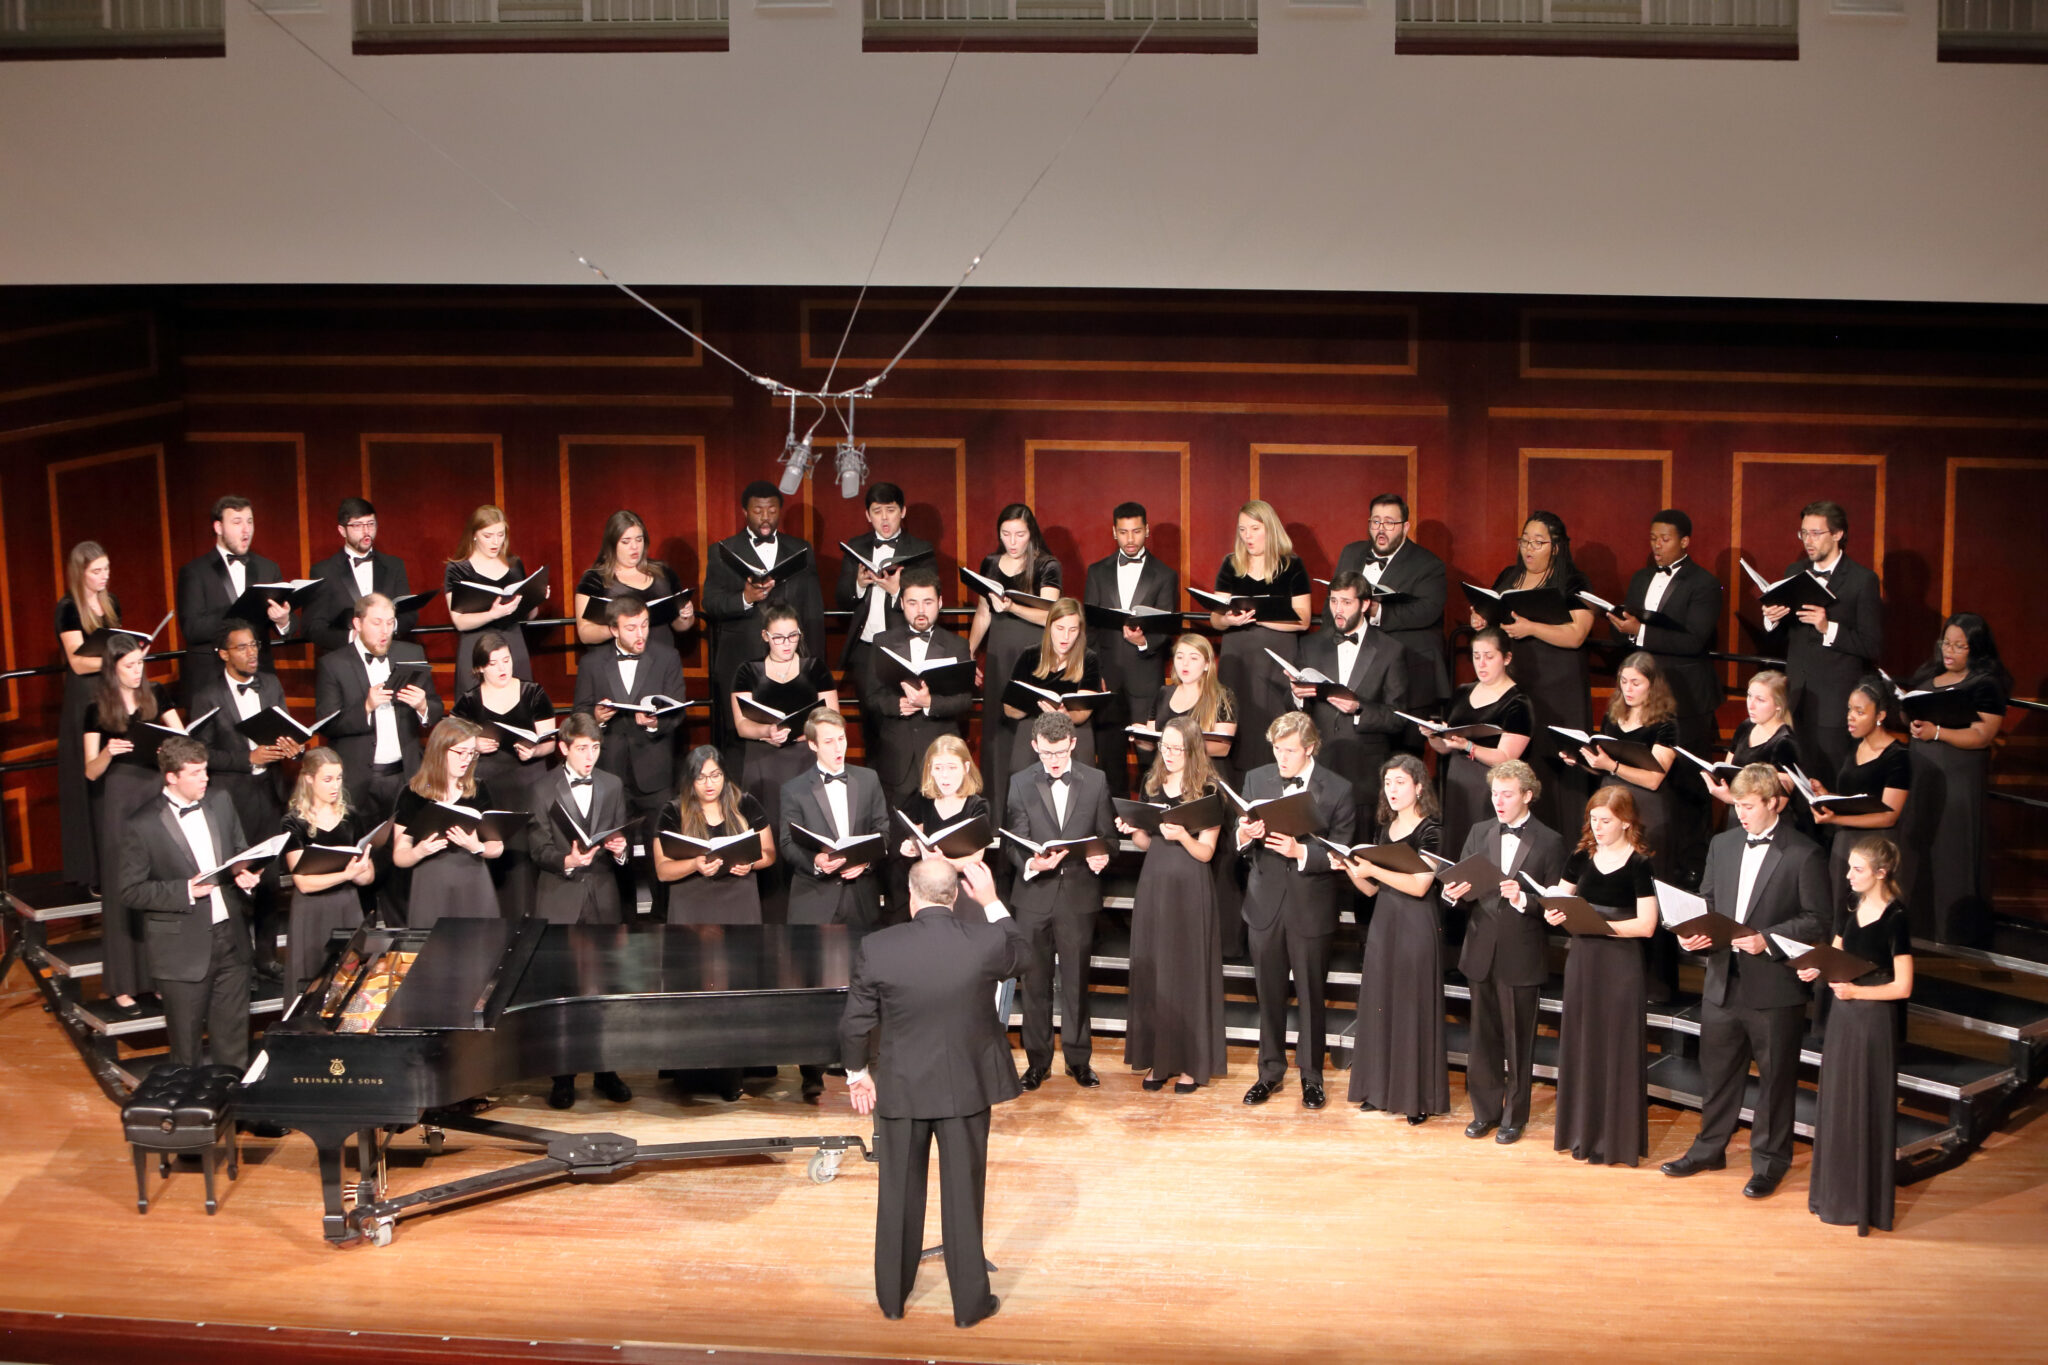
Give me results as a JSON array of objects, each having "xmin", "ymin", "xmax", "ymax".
[
  {"xmin": 385, "ymin": 663, "xmax": 433, "ymax": 695},
  {"xmin": 122, "ymin": 708, "xmax": 222, "ymax": 764},
  {"xmin": 958, "ymin": 567, "xmax": 1057, "ymax": 611},
  {"xmin": 1112, "ymin": 793, "xmax": 1224, "ymax": 836},
  {"xmin": 1787, "ymin": 767, "xmax": 1894, "ymax": 817},
  {"xmin": 841, "ymin": 542, "xmax": 935, "ymax": 577},
  {"xmin": 446, "ymin": 566, "xmax": 550, "ymax": 618},
  {"xmin": 1399, "ymin": 711, "xmax": 1505, "ymax": 743},
  {"xmin": 894, "ymin": 809, "xmax": 995, "ymax": 860},
  {"xmin": 1004, "ymin": 677, "xmax": 1114, "ymax": 713},
  {"xmin": 1267, "ymin": 648, "xmax": 1358, "ymax": 706},
  {"xmin": 1655, "ymin": 880, "xmax": 1752, "ymax": 949},
  {"xmin": 1083, "ymin": 602, "xmax": 1187, "ymax": 632},
  {"xmin": 1215, "ymin": 783, "xmax": 1322, "ymax": 839},
  {"xmin": 550, "ymin": 802, "xmax": 629, "ymax": 855},
  {"xmin": 229, "ymin": 578, "xmax": 323, "ymax": 626},
  {"xmin": 580, "ymin": 589, "xmax": 689, "ymax": 628},
  {"xmin": 1770, "ymin": 934, "xmax": 1879, "ymax": 984},
  {"xmin": 1674, "ymin": 747, "xmax": 1746, "ymax": 784},
  {"xmin": 657, "ymin": 826, "xmax": 764, "ymax": 866},
  {"xmin": 235, "ymin": 706, "xmax": 341, "ymax": 747},
  {"xmin": 1462, "ymin": 583, "xmax": 1578, "ymax": 627},
  {"xmin": 191, "ymin": 833, "xmax": 292, "ymax": 889},
  {"xmin": 1314, "ymin": 836, "xmax": 1432, "ymax": 876},
  {"xmin": 1577, "ymin": 588, "xmax": 1684, "ymax": 632},
  {"xmin": 289, "ymin": 819, "xmax": 393, "ymax": 878},
  {"xmin": 1187, "ymin": 586, "xmax": 1300, "ymax": 622},
  {"xmin": 787, "ymin": 823, "xmax": 885, "ymax": 872},
  {"xmin": 998, "ymin": 828, "xmax": 1112, "ymax": 863},
  {"xmin": 1422, "ymin": 849, "xmax": 1510, "ymax": 896},
  {"xmin": 718, "ymin": 542, "xmax": 811, "ymax": 584},
  {"xmin": 404, "ymin": 802, "xmax": 528, "ymax": 843},
  {"xmin": 1519, "ymin": 873, "xmax": 1623, "ymax": 937},
  {"xmin": 874, "ymin": 647, "xmax": 973, "ymax": 696},
  {"xmin": 1549, "ymin": 727, "xmax": 1665, "ymax": 774},
  {"xmin": 1123, "ymin": 722, "xmax": 1237, "ymax": 745},
  {"xmin": 1738, "ymin": 559, "xmax": 1835, "ymax": 613},
  {"xmin": 74, "ymin": 610, "xmax": 173, "ymax": 659},
  {"xmin": 1898, "ymin": 685, "xmax": 1990, "ymax": 730}
]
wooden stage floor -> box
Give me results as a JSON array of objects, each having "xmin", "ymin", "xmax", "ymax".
[{"xmin": 2, "ymin": 982, "xmax": 2045, "ymax": 1365}]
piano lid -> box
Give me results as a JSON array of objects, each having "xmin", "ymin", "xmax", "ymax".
[
  {"xmin": 505, "ymin": 924, "xmax": 853, "ymax": 1011},
  {"xmin": 375, "ymin": 918, "xmax": 531, "ymax": 1032}
]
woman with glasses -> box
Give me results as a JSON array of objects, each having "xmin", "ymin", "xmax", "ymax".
[
  {"xmin": 444, "ymin": 505, "xmax": 534, "ymax": 697},
  {"xmin": 966, "ymin": 503, "xmax": 1062, "ymax": 827},
  {"xmin": 1427, "ymin": 626, "xmax": 1532, "ymax": 857},
  {"xmin": 391, "ymin": 718, "xmax": 505, "ymax": 926},
  {"xmin": 1900, "ymin": 613, "xmax": 2010, "ymax": 945},
  {"xmin": 1469, "ymin": 511, "xmax": 1594, "ymax": 834},
  {"xmin": 452, "ymin": 631, "xmax": 557, "ymax": 921},
  {"xmin": 572, "ymin": 508, "xmax": 696, "ymax": 650},
  {"xmin": 654, "ymin": 745, "xmax": 776, "ymax": 926},
  {"xmin": 732, "ymin": 602, "xmax": 837, "ymax": 917},
  {"xmin": 1209, "ymin": 500, "xmax": 1312, "ymax": 773}
]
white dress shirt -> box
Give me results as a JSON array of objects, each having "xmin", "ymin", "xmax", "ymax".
[
  {"xmin": 860, "ymin": 540, "xmax": 898, "ymax": 643},
  {"xmin": 1499, "ymin": 818, "xmax": 1527, "ymax": 875},
  {"xmin": 349, "ymin": 552, "xmax": 376, "ymax": 599},
  {"xmin": 1635, "ymin": 556, "xmax": 1685, "ymax": 646},
  {"xmin": 1762, "ymin": 552, "xmax": 1842, "ymax": 647},
  {"xmin": 359, "ymin": 643, "xmax": 401, "ymax": 765},
  {"xmin": 1020, "ymin": 771, "xmax": 1073, "ymax": 882},
  {"xmin": 1116, "ymin": 553, "xmax": 1145, "ymax": 611},
  {"xmin": 1732, "ymin": 821, "xmax": 1778, "ymax": 923},
  {"xmin": 220, "ymin": 546, "xmax": 247, "ymax": 602},
  {"xmin": 226, "ymin": 670, "xmax": 266, "ymax": 774},
  {"xmin": 616, "ymin": 651, "xmax": 640, "ymax": 696},
  {"xmin": 169, "ymin": 794, "xmax": 229, "ymax": 924},
  {"xmin": 820, "ymin": 768, "xmax": 851, "ymax": 840}
]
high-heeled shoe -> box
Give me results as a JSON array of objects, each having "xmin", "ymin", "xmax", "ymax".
[
  {"xmin": 1141, "ymin": 1075, "xmax": 1166, "ymax": 1092},
  {"xmin": 1173, "ymin": 1081, "xmax": 1198, "ymax": 1095},
  {"xmin": 1407, "ymin": 1113, "xmax": 1427, "ymax": 1125}
]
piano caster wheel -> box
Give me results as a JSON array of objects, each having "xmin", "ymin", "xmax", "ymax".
[
  {"xmin": 364, "ymin": 1216, "xmax": 394, "ymax": 1248},
  {"xmin": 807, "ymin": 1151, "xmax": 842, "ymax": 1184},
  {"xmin": 423, "ymin": 1128, "xmax": 444, "ymax": 1156}
]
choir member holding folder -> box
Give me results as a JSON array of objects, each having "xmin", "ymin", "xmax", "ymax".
[
  {"xmin": 55, "ymin": 540, "xmax": 122, "ymax": 886},
  {"xmin": 656, "ymin": 744, "xmax": 773, "ymax": 926},
  {"xmin": 778, "ymin": 707, "xmax": 889, "ymax": 931},
  {"xmin": 1114, "ymin": 715, "xmax": 1226, "ymax": 1093},
  {"xmin": 281, "ymin": 749, "xmax": 378, "ymax": 995},
  {"xmin": 1438, "ymin": 760, "xmax": 1564, "ymax": 1144},
  {"xmin": 1468, "ymin": 512, "xmax": 1595, "ymax": 836},
  {"xmin": 1662, "ymin": 763, "xmax": 1831, "ymax": 1199},
  {"xmin": 1801, "ymin": 835, "xmax": 1914, "ymax": 1234},
  {"xmin": 453, "ymin": 631, "xmax": 558, "ymax": 922},
  {"xmin": 573, "ymin": 509, "xmax": 696, "ymax": 650},
  {"xmin": 860, "ymin": 568, "xmax": 975, "ymax": 808},
  {"xmin": 703, "ymin": 482, "xmax": 825, "ymax": 765},
  {"xmin": 1900, "ymin": 613, "xmax": 2010, "ymax": 946},
  {"xmin": 1705, "ymin": 670, "xmax": 1801, "ymax": 805},
  {"xmin": 965, "ymin": 503, "xmax": 1062, "ymax": 827},
  {"xmin": 175, "ymin": 495, "xmax": 296, "ymax": 705},
  {"xmin": 574, "ymin": 592, "xmax": 688, "ymax": 920},
  {"xmin": 1137, "ymin": 634, "xmax": 1244, "ymax": 955},
  {"xmin": 1597, "ymin": 510, "xmax": 1723, "ymax": 758},
  {"xmin": 1339, "ymin": 755, "xmax": 1448, "ymax": 1124},
  {"xmin": 314, "ymin": 593, "xmax": 443, "ymax": 821},
  {"xmin": 1560, "ymin": 651, "xmax": 1680, "ymax": 879},
  {"xmin": 1424, "ymin": 627, "xmax": 1532, "ymax": 857},
  {"xmin": 1206, "ymin": 500, "xmax": 1311, "ymax": 774},
  {"xmin": 1002, "ymin": 598, "xmax": 1107, "ymax": 776},
  {"xmin": 1760, "ymin": 500, "xmax": 1883, "ymax": 780},
  {"xmin": 391, "ymin": 718, "xmax": 506, "ymax": 927},
  {"xmin": 194, "ymin": 623, "xmax": 298, "ymax": 979},
  {"xmin": 1807, "ymin": 678, "xmax": 1910, "ymax": 915},
  {"xmin": 1330, "ymin": 494, "xmax": 1452, "ymax": 757},
  {"xmin": 308, "ymin": 499, "xmax": 419, "ymax": 656},
  {"xmin": 731, "ymin": 603, "xmax": 838, "ymax": 845},
  {"xmin": 894, "ymin": 735, "xmax": 991, "ymax": 870},
  {"xmin": 82, "ymin": 635, "xmax": 184, "ymax": 1013},
  {"xmin": 834, "ymin": 482, "xmax": 934, "ymax": 678},
  {"xmin": 1508, "ymin": 787, "xmax": 1659, "ymax": 1166},
  {"xmin": 1289, "ymin": 571, "xmax": 1408, "ymax": 833},
  {"xmin": 444, "ymin": 504, "xmax": 537, "ymax": 696},
  {"xmin": 1082, "ymin": 502, "xmax": 1181, "ymax": 795}
]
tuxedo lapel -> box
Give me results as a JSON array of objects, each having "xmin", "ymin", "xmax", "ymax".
[{"xmin": 155, "ymin": 801, "xmax": 208, "ymax": 877}]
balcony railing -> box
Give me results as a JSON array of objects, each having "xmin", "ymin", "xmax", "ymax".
[
  {"xmin": 0, "ymin": 0, "xmax": 223, "ymax": 55},
  {"xmin": 1940, "ymin": 0, "xmax": 2048, "ymax": 61},
  {"xmin": 864, "ymin": 0, "xmax": 1257, "ymax": 53},
  {"xmin": 354, "ymin": 0, "xmax": 728, "ymax": 52},
  {"xmin": 1395, "ymin": 0, "xmax": 1798, "ymax": 56}
]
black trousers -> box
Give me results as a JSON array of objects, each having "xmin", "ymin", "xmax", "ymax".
[
  {"xmin": 873, "ymin": 1108, "xmax": 993, "ymax": 1324},
  {"xmin": 159, "ymin": 920, "xmax": 252, "ymax": 1070},
  {"xmin": 1690, "ymin": 999, "xmax": 1806, "ymax": 1178},
  {"xmin": 1016, "ymin": 902, "xmax": 1098, "ymax": 1072},
  {"xmin": 1248, "ymin": 921, "xmax": 1331, "ymax": 1086},
  {"xmin": 1466, "ymin": 976, "xmax": 1541, "ymax": 1128}
]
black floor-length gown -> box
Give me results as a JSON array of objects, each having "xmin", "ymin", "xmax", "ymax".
[
  {"xmin": 1005, "ymin": 646, "xmax": 1105, "ymax": 775},
  {"xmin": 661, "ymin": 793, "xmax": 768, "ymax": 925},
  {"xmin": 1212, "ymin": 556, "xmax": 1310, "ymax": 776},
  {"xmin": 1439, "ymin": 683, "xmax": 1533, "ymax": 858},
  {"xmin": 1552, "ymin": 848, "xmax": 1652, "ymax": 1166},
  {"xmin": 1593, "ymin": 714, "xmax": 1680, "ymax": 879},
  {"xmin": 86, "ymin": 683, "xmax": 176, "ymax": 998},
  {"xmin": 1904, "ymin": 674, "xmax": 2004, "ymax": 945},
  {"xmin": 1824, "ymin": 738, "xmax": 1913, "ymax": 917},
  {"xmin": 394, "ymin": 783, "xmax": 503, "ymax": 927},
  {"xmin": 56, "ymin": 595, "xmax": 111, "ymax": 886},
  {"xmin": 1349, "ymin": 817, "xmax": 1449, "ymax": 1117},
  {"xmin": 454, "ymin": 680, "xmax": 555, "ymax": 923},
  {"xmin": 1123, "ymin": 785, "xmax": 1227, "ymax": 1084},
  {"xmin": 281, "ymin": 809, "xmax": 371, "ymax": 995},
  {"xmin": 1810, "ymin": 898, "xmax": 1910, "ymax": 1233},
  {"xmin": 1492, "ymin": 564, "xmax": 1593, "ymax": 837},
  {"xmin": 976, "ymin": 553, "xmax": 1061, "ymax": 830},
  {"xmin": 1154, "ymin": 688, "xmax": 1245, "ymax": 957}
]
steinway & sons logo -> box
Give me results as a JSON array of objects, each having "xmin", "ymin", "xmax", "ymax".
[
  {"xmin": 330, "ymin": 1057, "xmax": 346, "ymax": 1077},
  {"xmin": 290, "ymin": 1055, "xmax": 384, "ymax": 1086}
]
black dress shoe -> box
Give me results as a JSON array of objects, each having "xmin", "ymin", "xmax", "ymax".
[
  {"xmin": 1066, "ymin": 1064, "xmax": 1101, "ymax": 1089},
  {"xmin": 1465, "ymin": 1118, "xmax": 1499, "ymax": 1140},
  {"xmin": 1661, "ymin": 1152, "xmax": 1727, "ymax": 1178},
  {"xmin": 1302, "ymin": 1082, "xmax": 1327, "ymax": 1110},
  {"xmin": 1495, "ymin": 1126, "xmax": 1523, "ymax": 1145},
  {"xmin": 1173, "ymin": 1081, "xmax": 1198, "ymax": 1095},
  {"xmin": 1743, "ymin": 1171, "xmax": 1783, "ymax": 1200},
  {"xmin": 1243, "ymin": 1079, "xmax": 1280, "ymax": 1105},
  {"xmin": 594, "ymin": 1072, "xmax": 633, "ymax": 1103},
  {"xmin": 956, "ymin": 1294, "xmax": 999, "ymax": 1329},
  {"xmin": 1406, "ymin": 1113, "xmax": 1427, "ymax": 1125},
  {"xmin": 548, "ymin": 1078, "xmax": 576, "ymax": 1110},
  {"xmin": 1356, "ymin": 1098, "xmax": 1379, "ymax": 1113},
  {"xmin": 1141, "ymin": 1075, "xmax": 1166, "ymax": 1092},
  {"xmin": 1020, "ymin": 1067, "xmax": 1047, "ymax": 1091},
  {"xmin": 801, "ymin": 1075, "xmax": 825, "ymax": 1103},
  {"xmin": 718, "ymin": 1078, "xmax": 747, "ymax": 1102},
  {"xmin": 881, "ymin": 1309, "xmax": 905, "ymax": 1321}
]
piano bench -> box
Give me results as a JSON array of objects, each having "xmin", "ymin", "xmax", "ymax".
[{"xmin": 121, "ymin": 1065, "xmax": 242, "ymax": 1215}]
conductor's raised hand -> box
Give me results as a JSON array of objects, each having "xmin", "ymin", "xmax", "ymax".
[{"xmin": 959, "ymin": 857, "xmax": 998, "ymax": 906}]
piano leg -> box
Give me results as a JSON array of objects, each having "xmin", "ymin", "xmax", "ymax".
[
  {"xmin": 313, "ymin": 1137, "xmax": 353, "ymax": 1244},
  {"xmin": 355, "ymin": 1127, "xmax": 384, "ymax": 1206}
]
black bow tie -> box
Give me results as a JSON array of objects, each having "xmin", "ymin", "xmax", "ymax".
[
  {"xmin": 221, "ymin": 552, "xmax": 246, "ymax": 567},
  {"xmin": 171, "ymin": 799, "xmax": 204, "ymax": 818},
  {"xmin": 1118, "ymin": 553, "xmax": 1145, "ymax": 568},
  {"xmin": 567, "ymin": 775, "xmax": 593, "ymax": 789},
  {"xmin": 1810, "ymin": 567, "xmax": 1833, "ymax": 580},
  {"xmin": 615, "ymin": 650, "xmax": 639, "ymax": 663},
  {"xmin": 1654, "ymin": 563, "xmax": 1677, "ymax": 576},
  {"xmin": 909, "ymin": 630, "xmax": 933, "ymax": 644},
  {"xmin": 234, "ymin": 681, "xmax": 259, "ymax": 696},
  {"xmin": 874, "ymin": 536, "xmax": 898, "ymax": 548},
  {"xmin": 1503, "ymin": 820, "xmax": 1528, "ymax": 834},
  {"xmin": 751, "ymin": 534, "xmax": 776, "ymax": 548},
  {"xmin": 1746, "ymin": 832, "xmax": 1774, "ymax": 847},
  {"xmin": 1370, "ymin": 554, "xmax": 1393, "ymax": 568},
  {"xmin": 1047, "ymin": 774, "xmax": 1068, "ymax": 788},
  {"xmin": 348, "ymin": 554, "xmax": 374, "ymax": 569},
  {"xmin": 1340, "ymin": 631, "xmax": 1362, "ymax": 646},
  {"xmin": 1284, "ymin": 779, "xmax": 1307, "ymax": 794},
  {"xmin": 819, "ymin": 770, "xmax": 846, "ymax": 785}
]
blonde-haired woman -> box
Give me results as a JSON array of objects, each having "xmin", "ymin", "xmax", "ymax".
[
  {"xmin": 445, "ymin": 504, "xmax": 534, "ymax": 696},
  {"xmin": 1143, "ymin": 632, "xmax": 1245, "ymax": 955},
  {"xmin": 1209, "ymin": 500, "xmax": 1311, "ymax": 772},
  {"xmin": 392, "ymin": 717, "xmax": 504, "ymax": 926},
  {"xmin": 1706, "ymin": 669, "xmax": 1801, "ymax": 803},
  {"xmin": 1003, "ymin": 597, "xmax": 1106, "ymax": 774},
  {"xmin": 281, "ymin": 749, "xmax": 377, "ymax": 994},
  {"xmin": 55, "ymin": 540, "xmax": 120, "ymax": 886}
]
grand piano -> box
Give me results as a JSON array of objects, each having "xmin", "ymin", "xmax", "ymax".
[{"xmin": 240, "ymin": 918, "xmax": 870, "ymax": 1245}]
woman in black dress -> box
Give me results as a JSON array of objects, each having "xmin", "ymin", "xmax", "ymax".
[
  {"xmin": 1804, "ymin": 835, "xmax": 1914, "ymax": 1234},
  {"xmin": 1426, "ymin": 627, "xmax": 1534, "ymax": 858},
  {"xmin": 731, "ymin": 604, "xmax": 836, "ymax": 922},
  {"xmin": 1809, "ymin": 678, "xmax": 1911, "ymax": 916},
  {"xmin": 280, "ymin": 749, "xmax": 377, "ymax": 995},
  {"xmin": 1003, "ymin": 598, "xmax": 1105, "ymax": 776},
  {"xmin": 452, "ymin": 632, "xmax": 557, "ymax": 922},
  {"xmin": 1115, "ymin": 715, "xmax": 1227, "ymax": 1093},
  {"xmin": 1468, "ymin": 511, "xmax": 1594, "ymax": 836},
  {"xmin": 1342, "ymin": 754, "xmax": 1449, "ymax": 1124},
  {"xmin": 56, "ymin": 540, "xmax": 124, "ymax": 887},
  {"xmin": 894, "ymin": 734, "xmax": 992, "ymax": 867},
  {"xmin": 966, "ymin": 504, "xmax": 1061, "ymax": 827},
  {"xmin": 571, "ymin": 508, "xmax": 696, "ymax": 653},
  {"xmin": 1563, "ymin": 651, "xmax": 1680, "ymax": 879},
  {"xmin": 1137, "ymin": 635, "xmax": 1244, "ymax": 955},
  {"xmin": 443, "ymin": 504, "xmax": 533, "ymax": 696},
  {"xmin": 1900, "ymin": 613, "xmax": 2010, "ymax": 946},
  {"xmin": 1208, "ymin": 500, "xmax": 1311, "ymax": 775},
  {"xmin": 82, "ymin": 636, "xmax": 181, "ymax": 1011},
  {"xmin": 1512, "ymin": 785, "xmax": 1658, "ymax": 1167},
  {"xmin": 1704, "ymin": 669, "xmax": 1801, "ymax": 805},
  {"xmin": 654, "ymin": 745, "xmax": 775, "ymax": 926},
  {"xmin": 392, "ymin": 718, "xmax": 504, "ymax": 926}
]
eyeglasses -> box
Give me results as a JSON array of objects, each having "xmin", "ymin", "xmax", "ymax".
[
  {"xmin": 449, "ymin": 747, "xmax": 479, "ymax": 759},
  {"xmin": 1517, "ymin": 537, "xmax": 1552, "ymax": 550},
  {"xmin": 1795, "ymin": 529, "xmax": 1834, "ymax": 542},
  {"xmin": 344, "ymin": 518, "xmax": 377, "ymax": 531},
  {"xmin": 1367, "ymin": 517, "xmax": 1405, "ymax": 530},
  {"xmin": 766, "ymin": 632, "xmax": 802, "ymax": 645}
]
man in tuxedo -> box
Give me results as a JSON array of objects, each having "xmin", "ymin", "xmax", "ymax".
[
  {"xmin": 1663, "ymin": 764, "xmax": 1831, "ymax": 1198},
  {"xmin": 841, "ymin": 857, "xmax": 1030, "ymax": 1330},
  {"xmin": 307, "ymin": 498, "xmax": 417, "ymax": 656},
  {"xmin": 1002, "ymin": 710, "xmax": 1116, "ymax": 1091},
  {"xmin": 1439, "ymin": 760, "xmax": 1566, "ymax": 1145},
  {"xmin": 858, "ymin": 567, "xmax": 974, "ymax": 807},
  {"xmin": 1235, "ymin": 710, "xmax": 1355, "ymax": 1109},
  {"xmin": 313, "ymin": 593, "xmax": 442, "ymax": 819},
  {"xmin": 835, "ymin": 481, "xmax": 935, "ymax": 678},
  {"xmin": 703, "ymin": 481, "xmax": 825, "ymax": 765},
  {"xmin": 175, "ymin": 495, "xmax": 295, "ymax": 706},
  {"xmin": 116, "ymin": 736, "xmax": 263, "ymax": 1068},
  {"xmin": 1082, "ymin": 502, "xmax": 1181, "ymax": 796},
  {"xmin": 573, "ymin": 593, "xmax": 688, "ymax": 922},
  {"xmin": 527, "ymin": 712, "xmax": 636, "ymax": 1110},
  {"xmin": 778, "ymin": 706, "xmax": 891, "ymax": 931},
  {"xmin": 1289, "ymin": 571, "xmax": 1407, "ymax": 831},
  {"xmin": 1331, "ymin": 494, "xmax": 1450, "ymax": 755},
  {"xmin": 193, "ymin": 623, "xmax": 298, "ymax": 982},
  {"xmin": 1603, "ymin": 509, "xmax": 1723, "ymax": 759},
  {"xmin": 1762, "ymin": 500, "xmax": 1883, "ymax": 779}
]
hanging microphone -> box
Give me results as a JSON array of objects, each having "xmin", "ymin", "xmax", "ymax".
[
  {"xmin": 777, "ymin": 436, "xmax": 815, "ymax": 498},
  {"xmin": 836, "ymin": 440, "xmax": 868, "ymax": 501}
]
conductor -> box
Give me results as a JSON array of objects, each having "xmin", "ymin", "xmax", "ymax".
[{"xmin": 841, "ymin": 857, "xmax": 1030, "ymax": 1330}]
